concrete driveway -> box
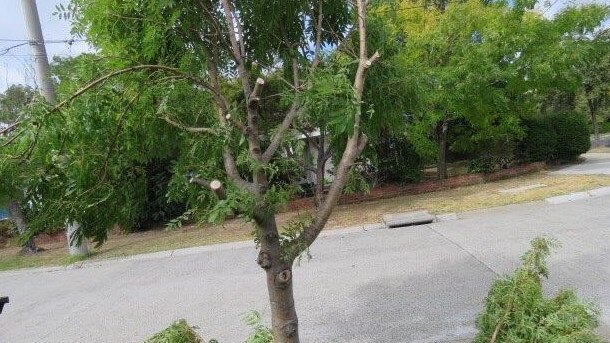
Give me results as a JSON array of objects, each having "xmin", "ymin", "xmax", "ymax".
[
  {"xmin": 1, "ymin": 195, "xmax": 609, "ymax": 343},
  {"xmin": 551, "ymin": 152, "xmax": 610, "ymax": 175}
]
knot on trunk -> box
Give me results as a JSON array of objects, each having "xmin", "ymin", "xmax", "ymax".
[
  {"xmin": 264, "ymin": 232, "xmax": 278, "ymax": 241},
  {"xmin": 257, "ymin": 251, "xmax": 271, "ymax": 269},
  {"xmin": 281, "ymin": 320, "xmax": 298, "ymax": 337},
  {"xmin": 275, "ymin": 269, "xmax": 292, "ymax": 288}
]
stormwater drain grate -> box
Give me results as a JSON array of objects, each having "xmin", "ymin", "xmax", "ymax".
[{"xmin": 382, "ymin": 210, "xmax": 435, "ymax": 229}]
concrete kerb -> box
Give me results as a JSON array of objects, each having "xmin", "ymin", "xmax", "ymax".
[
  {"xmin": 0, "ymin": 223, "xmax": 388, "ymax": 276},
  {"xmin": 10, "ymin": 184, "xmax": 610, "ymax": 276},
  {"xmin": 545, "ymin": 186, "xmax": 610, "ymax": 204}
]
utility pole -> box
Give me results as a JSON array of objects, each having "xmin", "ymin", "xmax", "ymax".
[
  {"xmin": 21, "ymin": 0, "xmax": 56, "ymax": 103},
  {"xmin": 21, "ymin": 0, "xmax": 88, "ymax": 256}
]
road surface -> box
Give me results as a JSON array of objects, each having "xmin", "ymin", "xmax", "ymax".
[
  {"xmin": 551, "ymin": 152, "xmax": 610, "ymax": 175},
  {"xmin": 1, "ymin": 195, "xmax": 609, "ymax": 342}
]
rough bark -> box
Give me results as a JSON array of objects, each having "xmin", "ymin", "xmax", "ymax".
[
  {"xmin": 313, "ymin": 132, "xmax": 328, "ymax": 209},
  {"xmin": 7, "ymin": 201, "xmax": 37, "ymax": 253},
  {"xmin": 437, "ymin": 119, "xmax": 449, "ymax": 180},
  {"xmin": 255, "ymin": 209, "xmax": 300, "ymax": 343}
]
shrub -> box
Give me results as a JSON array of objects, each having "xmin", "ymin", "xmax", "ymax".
[
  {"xmin": 553, "ymin": 113, "xmax": 591, "ymax": 160},
  {"xmin": 468, "ymin": 156, "xmax": 496, "ymax": 174},
  {"xmin": 145, "ymin": 319, "xmax": 204, "ymax": 343},
  {"xmin": 519, "ymin": 113, "xmax": 591, "ymax": 162},
  {"xmin": 0, "ymin": 219, "xmax": 14, "ymax": 239},
  {"xmin": 473, "ymin": 237, "xmax": 603, "ymax": 343},
  {"xmin": 519, "ymin": 117, "xmax": 558, "ymax": 162}
]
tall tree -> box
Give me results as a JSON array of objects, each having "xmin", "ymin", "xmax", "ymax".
[
  {"xmin": 376, "ymin": 0, "xmax": 608, "ymax": 178},
  {"xmin": 582, "ymin": 29, "xmax": 610, "ymax": 146}
]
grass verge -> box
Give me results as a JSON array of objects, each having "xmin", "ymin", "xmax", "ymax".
[{"xmin": 2, "ymin": 170, "xmax": 610, "ymax": 271}]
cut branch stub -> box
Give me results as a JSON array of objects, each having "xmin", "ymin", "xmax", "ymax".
[
  {"xmin": 257, "ymin": 251, "xmax": 272, "ymax": 269},
  {"xmin": 189, "ymin": 177, "xmax": 227, "ymax": 200},
  {"xmin": 249, "ymin": 78, "xmax": 265, "ymax": 106},
  {"xmin": 365, "ymin": 51, "xmax": 381, "ymax": 68},
  {"xmin": 275, "ymin": 269, "xmax": 292, "ymax": 288}
]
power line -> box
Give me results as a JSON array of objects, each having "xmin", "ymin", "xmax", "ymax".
[
  {"xmin": 0, "ymin": 38, "xmax": 85, "ymax": 43},
  {"xmin": 0, "ymin": 39, "xmax": 85, "ymax": 56}
]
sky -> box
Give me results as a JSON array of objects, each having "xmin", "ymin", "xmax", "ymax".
[
  {"xmin": 0, "ymin": 0, "xmax": 91, "ymax": 91},
  {"xmin": 0, "ymin": 0, "xmax": 609, "ymax": 92}
]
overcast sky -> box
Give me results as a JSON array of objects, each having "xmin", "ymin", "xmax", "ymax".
[{"xmin": 0, "ymin": 0, "xmax": 608, "ymax": 92}]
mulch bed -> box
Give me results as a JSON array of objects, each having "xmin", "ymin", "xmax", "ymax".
[{"xmin": 287, "ymin": 162, "xmax": 546, "ymax": 211}]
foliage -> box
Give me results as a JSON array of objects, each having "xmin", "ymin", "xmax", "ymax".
[
  {"xmin": 370, "ymin": 0, "xmax": 608, "ymax": 174},
  {"xmin": 278, "ymin": 214, "xmax": 313, "ymax": 263},
  {"xmin": 519, "ymin": 112, "xmax": 590, "ymax": 162},
  {"xmin": 371, "ymin": 133, "xmax": 423, "ymax": 184},
  {"xmin": 468, "ymin": 156, "xmax": 497, "ymax": 174},
  {"xmin": 243, "ymin": 311, "xmax": 273, "ymax": 343},
  {"xmin": 473, "ymin": 237, "xmax": 603, "ymax": 343},
  {"xmin": 165, "ymin": 209, "xmax": 194, "ymax": 231},
  {"xmin": 144, "ymin": 319, "xmax": 203, "ymax": 343},
  {"xmin": 137, "ymin": 159, "xmax": 187, "ymax": 230},
  {"xmin": 0, "ymin": 84, "xmax": 35, "ymax": 123},
  {"xmin": 553, "ymin": 113, "xmax": 591, "ymax": 161},
  {"xmin": 0, "ymin": 219, "xmax": 14, "ymax": 239},
  {"xmin": 518, "ymin": 117, "xmax": 558, "ymax": 162}
]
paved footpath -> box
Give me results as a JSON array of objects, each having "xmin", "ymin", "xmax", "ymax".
[{"xmin": 1, "ymin": 195, "xmax": 609, "ymax": 343}]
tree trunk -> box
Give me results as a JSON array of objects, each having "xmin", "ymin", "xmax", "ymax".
[
  {"xmin": 7, "ymin": 201, "xmax": 37, "ymax": 253},
  {"xmin": 437, "ymin": 119, "xmax": 449, "ymax": 180},
  {"xmin": 255, "ymin": 210, "xmax": 300, "ymax": 343},
  {"xmin": 589, "ymin": 99, "xmax": 601, "ymax": 147},
  {"xmin": 314, "ymin": 134, "xmax": 326, "ymax": 209},
  {"xmin": 66, "ymin": 222, "xmax": 89, "ymax": 256}
]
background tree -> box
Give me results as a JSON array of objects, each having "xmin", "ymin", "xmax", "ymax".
[
  {"xmin": 581, "ymin": 29, "xmax": 610, "ymax": 146},
  {"xmin": 0, "ymin": 84, "xmax": 38, "ymax": 253},
  {"xmin": 371, "ymin": 0, "xmax": 608, "ymax": 178}
]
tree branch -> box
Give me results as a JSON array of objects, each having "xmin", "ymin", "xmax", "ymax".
[
  {"xmin": 190, "ymin": 177, "xmax": 227, "ymax": 200},
  {"xmin": 249, "ymin": 78, "xmax": 265, "ymax": 106},
  {"xmin": 49, "ymin": 65, "xmax": 216, "ymax": 114},
  {"xmin": 162, "ymin": 116, "xmax": 217, "ymax": 134},
  {"xmin": 291, "ymin": 0, "xmax": 378, "ymax": 253},
  {"xmin": 312, "ymin": 0, "xmax": 324, "ymax": 71},
  {"xmin": 0, "ymin": 121, "xmax": 21, "ymax": 135},
  {"xmin": 223, "ymin": 147, "xmax": 258, "ymax": 194},
  {"xmin": 262, "ymin": 104, "xmax": 303, "ymax": 163}
]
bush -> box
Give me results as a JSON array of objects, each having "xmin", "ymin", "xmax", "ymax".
[
  {"xmin": 468, "ymin": 157, "xmax": 496, "ymax": 174},
  {"xmin": 473, "ymin": 238, "xmax": 603, "ymax": 343},
  {"xmin": 519, "ymin": 117, "xmax": 558, "ymax": 162},
  {"xmin": 553, "ymin": 113, "xmax": 591, "ymax": 160},
  {"xmin": 145, "ymin": 319, "xmax": 204, "ymax": 343},
  {"xmin": 519, "ymin": 113, "xmax": 590, "ymax": 162}
]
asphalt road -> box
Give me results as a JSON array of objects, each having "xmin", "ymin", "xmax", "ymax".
[{"xmin": 1, "ymin": 195, "xmax": 609, "ymax": 343}]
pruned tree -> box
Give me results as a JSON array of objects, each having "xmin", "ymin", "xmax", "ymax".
[{"xmin": 48, "ymin": 0, "xmax": 380, "ymax": 341}]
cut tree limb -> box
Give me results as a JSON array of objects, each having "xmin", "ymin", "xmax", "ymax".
[{"xmin": 190, "ymin": 177, "xmax": 227, "ymax": 200}]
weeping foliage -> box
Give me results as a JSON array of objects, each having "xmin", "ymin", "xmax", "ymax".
[{"xmin": 474, "ymin": 237, "xmax": 603, "ymax": 343}]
